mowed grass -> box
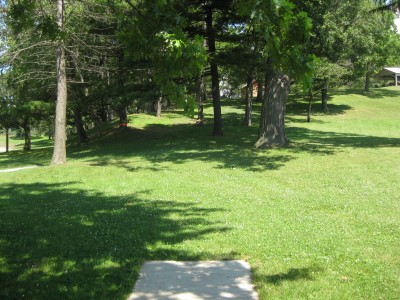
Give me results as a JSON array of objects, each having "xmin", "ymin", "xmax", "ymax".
[
  {"xmin": 0, "ymin": 135, "xmax": 52, "ymax": 167},
  {"xmin": 0, "ymin": 87, "xmax": 399, "ymax": 299}
]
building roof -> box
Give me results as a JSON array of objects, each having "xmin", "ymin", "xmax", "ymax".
[{"xmin": 376, "ymin": 67, "xmax": 400, "ymax": 78}]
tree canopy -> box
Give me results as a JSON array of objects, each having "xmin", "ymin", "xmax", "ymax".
[{"xmin": 1, "ymin": 0, "xmax": 399, "ymax": 161}]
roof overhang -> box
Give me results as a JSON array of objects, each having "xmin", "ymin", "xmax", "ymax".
[{"xmin": 376, "ymin": 67, "xmax": 400, "ymax": 78}]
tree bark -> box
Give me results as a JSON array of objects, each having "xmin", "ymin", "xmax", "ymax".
[
  {"xmin": 22, "ymin": 119, "xmax": 31, "ymax": 151},
  {"xmin": 117, "ymin": 50, "xmax": 128, "ymax": 129},
  {"xmin": 307, "ymin": 88, "xmax": 313, "ymax": 123},
  {"xmin": 73, "ymin": 106, "xmax": 88, "ymax": 143},
  {"xmin": 244, "ymin": 72, "xmax": 253, "ymax": 127},
  {"xmin": 205, "ymin": 5, "xmax": 223, "ymax": 136},
  {"xmin": 6, "ymin": 127, "xmax": 9, "ymax": 152},
  {"xmin": 364, "ymin": 63, "xmax": 370, "ymax": 92},
  {"xmin": 256, "ymin": 79, "xmax": 263, "ymax": 102},
  {"xmin": 196, "ymin": 75, "xmax": 205, "ymax": 125},
  {"xmin": 51, "ymin": 0, "xmax": 67, "ymax": 165},
  {"xmin": 156, "ymin": 94, "xmax": 162, "ymax": 117},
  {"xmin": 118, "ymin": 108, "xmax": 128, "ymax": 129},
  {"xmin": 254, "ymin": 68, "xmax": 289, "ymax": 149},
  {"xmin": 321, "ymin": 78, "xmax": 328, "ymax": 113},
  {"xmin": 71, "ymin": 48, "xmax": 89, "ymax": 143}
]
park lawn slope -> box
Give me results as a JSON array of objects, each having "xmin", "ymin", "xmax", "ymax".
[{"xmin": 0, "ymin": 88, "xmax": 399, "ymax": 299}]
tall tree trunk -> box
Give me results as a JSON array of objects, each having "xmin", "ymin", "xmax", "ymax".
[
  {"xmin": 205, "ymin": 5, "xmax": 223, "ymax": 136},
  {"xmin": 321, "ymin": 78, "xmax": 328, "ymax": 113},
  {"xmin": 22, "ymin": 119, "xmax": 31, "ymax": 151},
  {"xmin": 196, "ymin": 75, "xmax": 205, "ymax": 125},
  {"xmin": 307, "ymin": 88, "xmax": 313, "ymax": 123},
  {"xmin": 256, "ymin": 79, "xmax": 264, "ymax": 102},
  {"xmin": 6, "ymin": 127, "xmax": 9, "ymax": 152},
  {"xmin": 364, "ymin": 63, "xmax": 370, "ymax": 92},
  {"xmin": 71, "ymin": 49, "xmax": 89, "ymax": 142},
  {"xmin": 156, "ymin": 94, "xmax": 162, "ymax": 117},
  {"xmin": 73, "ymin": 107, "xmax": 88, "ymax": 143},
  {"xmin": 118, "ymin": 108, "xmax": 128, "ymax": 128},
  {"xmin": 98, "ymin": 102, "xmax": 109, "ymax": 122},
  {"xmin": 51, "ymin": 0, "xmax": 67, "ymax": 165},
  {"xmin": 244, "ymin": 72, "xmax": 253, "ymax": 126},
  {"xmin": 255, "ymin": 67, "xmax": 290, "ymax": 149},
  {"xmin": 107, "ymin": 105, "xmax": 113, "ymax": 122},
  {"xmin": 117, "ymin": 50, "xmax": 128, "ymax": 129}
]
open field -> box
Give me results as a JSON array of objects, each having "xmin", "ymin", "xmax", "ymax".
[{"xmin": 1, "ymin": 88, "xmax": 399, "ymax": 299}]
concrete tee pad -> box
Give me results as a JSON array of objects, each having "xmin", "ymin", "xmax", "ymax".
[{"xmin": 128, "ymin": 260, "xmax": 259, "ymax": 300}]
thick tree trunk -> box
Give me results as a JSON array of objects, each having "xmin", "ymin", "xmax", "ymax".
[
  {"xmin": 22, "ymin": 120, "xmax": 31, "ymax": 151},
  {"xmin": 98, "ymin": 103, "xmax": 108, "ymax": 122},
  {"xmin": 256, "ymin": 80, "xmax": 263, "ymax": 102},
  {"xmin": 364, "ymin": 63, "xmax": 370, "ymax": 92},
  {"xmin": 205, "ymin": 5, "xmax": 223, "ymax": 136},
  {"xmin": 73, "ymin": 107, "xmax": 88, "ymax": 143},
  {"xmin": 118, "ymin": 108, "xmax": 128, "ymax": 129},
  {"xmin": 254, "ymin": 69, "xmax": 290, "ymax": 149},
  {"xmin": 51, "ymin": 0, "xmax": 67, "ymax": 165},
  {"xmin": 321, "ymin": 78, "xmax": 328, "ymax": 113},
  {"xmin": 196, "ymin": 75, "xmax": 205, "ymax": 125},
  {"xmin": 244, "ymin": 72, "xmax": 253, "ymax": 127}
]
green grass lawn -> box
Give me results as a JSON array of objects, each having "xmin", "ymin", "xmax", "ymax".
[
  {"xmin": 1, "ymin": 87, "xmax": 399, "ymax": 299},
  {"xmin": 0, "ymin": 135, "xmax": 52, "ymax": 154}
]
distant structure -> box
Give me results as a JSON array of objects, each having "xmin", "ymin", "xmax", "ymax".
[
  {"xmin": 240, "ymin": 80, "xmax": 258, "ymax": 98},
  {"xmin": 376, "ymin": 67, "xmax": 400, "ymax": 86}
]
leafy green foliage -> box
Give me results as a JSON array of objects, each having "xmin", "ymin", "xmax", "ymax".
[{"xmin": 237, "ymin": 0, "xmax": 314, "ymax": 81}]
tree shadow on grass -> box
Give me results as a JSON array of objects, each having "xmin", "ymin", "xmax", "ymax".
[
  {"xmin": 286, "ymin": 100, "xmax": 353, "ymax": 122},
  {"xmin": 288, "ymin": 127, "xmax": 400, "ymax": 155},
  {"xmin": 67, "ymin": 117, "xmax": 400, "ymax": 174},
  {"xmin": 348, "ymin": 88, "xmax": 400, "ymax": 100},
  {"xmin": 257, "ymin": 266, "xmax": 323, "ymax": 286},
  {"xmin": 0, "ymin": 147, "xmax": 52, "ymax": 169},
  {"xmin": 71, "ymin": 125, "xmax": 294, "ymax": 172},
  {"xmin": 0, "ymin": 183, "xmax": 231, "ymax": 299}
]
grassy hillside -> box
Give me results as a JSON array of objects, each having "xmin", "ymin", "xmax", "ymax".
[{"xmin": 1, "ymin": 88, "xmax": 399, "ymax": 299}]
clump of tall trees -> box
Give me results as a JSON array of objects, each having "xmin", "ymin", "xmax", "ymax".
[{"xmin": 1, "ymin": 0, "xmax": 399, "ymax": 164}]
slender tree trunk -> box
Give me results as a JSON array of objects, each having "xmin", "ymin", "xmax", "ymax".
[
  {"xmin": 255, "ymin": 67, "xmax": 290, "ymax": 149},
  {"xmin": 6, "ymin": 127, "xmax": 9, "ymax": 152},
  {"xmin": 205, "ymin": 5, "xmax": 223, "ymax": 136},
  {"xmin": 364, "ymin": 63, "xmax": 370, "ymax": 92},
  {"xmin": 107, "ymin": 105, "xmax": 113, "ymax": 122},
  {"xmin": 307, "ymin": 88, "xmax": 313, "ymax": 123},
  {"xmin": 22, "ymin": 120, "xmax": 31, "ymax": 151},
  {"xmin": 256, "ymin": 80, "xmax": 264, "ymax": 102},
  {"xmin": 73, "ymin": 107, "xmax": 88, "ymax": 143},
  {"xmin": 156, "ymin": 94, "xmax": 162, "ymax": 117},
  {"xmin": 71, "ymin": 49, "xmax": 89, "ymax": 142},
  {"xmin": 196, "ymin": 75, "xmax": 205, "ymax": 125},
  {"xmin": 51, "ymin": 0, "xmax": 67, "ymax": 165},
  {"xmin": 117, "ymin": 50, "xmax": 128, "ymax": 129},
  {"xmin": 244, "ymin": 72, "xmax": 253, "ymax": 126},
  {"xmin": 321, "ymin": 78, "xmax": 328, "ymax": 113}
]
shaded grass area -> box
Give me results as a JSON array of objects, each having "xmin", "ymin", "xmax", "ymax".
[
  {"xmin": 0, "ymin": 136, "xmax": 53, "ymax": 168},
  {"xmin": 0, "ymin": 182, "xmax": 230, "ymax": 299},
  {"xmin": 1, "ymin": 87, "xmax": 400, "ymax": 299}
]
